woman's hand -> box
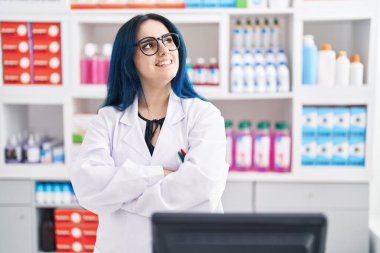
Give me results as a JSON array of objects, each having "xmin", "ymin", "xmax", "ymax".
[{"xmin": 163, "ymin": 168, "xmax": 173, "ymax": 177}]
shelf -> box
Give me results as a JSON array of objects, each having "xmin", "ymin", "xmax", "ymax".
[
  {"xmin": 36, "ymin": 203, "xmax": 81, "ymax": 209},
  {"xmin": 209, "ymin": 92, "xmax": 293, "ymax": 100},
  {"xmin": 70, "ymin": 8, "xmax": 294, "ymax": 15},
  {"xmin": 72, "ymin": 85, "xmax": 107, "ymax": 99},
  {"xmin": 228, "ymin": 166, "xmax": 370, "ymax": 183},
  {"xmin": 0, "ymin": 86, "xmax": 67, "ymax": 104},
  {"xmin": 295, "ymin": 86, "xmax": 372, "ymax": 104},
  {"xmin": 0, "ymin": 165, "xmax": 69, "ymax": 180}
]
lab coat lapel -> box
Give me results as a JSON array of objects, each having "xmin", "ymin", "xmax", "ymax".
[
  {"xmin": 120, "ymin": 95, "xmax": 151, "ymax": 162},
  {"xmin": 151, "ymin": 91, "xmax": 185, "ymax": 165}
]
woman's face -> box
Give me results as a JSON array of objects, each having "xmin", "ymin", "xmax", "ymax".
[{"xmin": 134, "ymin": 19, "xmax": 180, "ymax": 89}]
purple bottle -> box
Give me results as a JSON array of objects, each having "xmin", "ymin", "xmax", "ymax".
[
  {"xmin": 225, "ymin": 120, "xmax": 235, "ymax": 171},
  {"xmin": 80, "ymin": 43, "xmax": 98, "ymax": 84},
  {"xmin": 5, "ymin": 135, "xmax": 22, "ymax": 163},
  {"xmin": 253, "ymin": 121, "xmax": 271, "ymax": 172},
  {"xmin": 271, "ymin": 122, "xmax": 291, "ymax": 173},
  {"xmin": 234, "ymin": 121, "xmax": 253, "ymax": 171}
]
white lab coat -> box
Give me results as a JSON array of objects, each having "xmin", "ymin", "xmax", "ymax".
[{"xmin": 70, "ymin": 90, "xmax": 229, "ymax": 253}]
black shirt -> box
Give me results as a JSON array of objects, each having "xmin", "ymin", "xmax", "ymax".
[{"xmin": 138, "ymin": 113, "xmax": 165, "ymax": 155}]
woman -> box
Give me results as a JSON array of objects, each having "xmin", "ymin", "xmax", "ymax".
[{"xmin": 70, "ymin": 13, "xmax": 229, "ymax": 253}]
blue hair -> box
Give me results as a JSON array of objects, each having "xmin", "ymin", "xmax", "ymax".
[{"xmin": 103, "ymin": 13, "xmax": 205, "ymax": 111}]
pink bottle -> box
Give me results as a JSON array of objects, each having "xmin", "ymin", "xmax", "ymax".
[
  {"xmin": 271, "ymin": 122, "xmax": 291, "ymax": 173},
  {"xmin": 225, "ymin": 120, "xmax": 235, "ymax": 171},
  {"xmin": 80, "ymin": 43, "xmax": 98, "ymax": 84},
  {"xmin": 234, "ymin": 120, "xmax": 253, "ymax": 171},
  {"xmin": 253, "ymin": 121, "xmax": 271, "ymax": 172},
  {"xmin": 98, "ymin": 43, "xmax": 112, "ymax": 85}
]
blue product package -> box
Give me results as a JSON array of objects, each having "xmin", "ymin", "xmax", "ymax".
[
  {"xmin": 302, "ymin": 39, "xmax": 318, "ymax": 85},
  {"xmin": 203, "ymin": 0, "xmax": 218, "ymax": 7},
  {"xmin": 302, "ymin": 107, "xmax": 317, "ymax": 137},
  {"xmin": 317, "ymin": 107, "xmax": 334, "ymax": 137},
  {"xmin": 186, "ymin": 0, "xmax": 203, "ymax": 8},
  {"xmin": 350, "ymin": 107, "xmax": 367, "ymax": 137},
  {"xmin": 348, "ymin": 135, "xmax": 365, "ymax": 166},
  {"xmin": 332, "ymin": 136, "xmax": 349, "ymax": 166},
  {"xmin": 219, "ymin": 0, "xmax": 235, "ymax": 7},
  {"xmin": 333, "ymin": 107, "xmax": 350, "ymax": 137},
  {"xmin": 316, "ymin": 136, "xmax": 332, "ymax": 166},
  {"xmin": 301, "ymin": 136, "xmax": 317, "ymax": 166}
]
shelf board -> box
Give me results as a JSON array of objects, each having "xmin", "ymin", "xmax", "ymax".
[
  {"xmin": 295, "ymin": 85, "xmax": 372, "ymax": 105},
  {"xmin": 0, "ymin": 85, "xmax": 67, "ymax": 104},
  {"xmin": 72, "ymin": 85, "xmax": 107, "ymax": 99},
  {"xmin": 0, "ymin": 164, "xmax": 69, "ymax": 180},
  {"xmin": 228, "ymin": 165, "xmax": 370, "ymax": 183},
  {"xmin": 70, "ymin": 8, "xmax": 294, "ymax": 15},
  {"xmin": 36, "ymin": 203, "xmax": 81, "ymax": 209},
  {"xmin": 209, "ymin": 92, "xmax": 293, "ymax": 100}
]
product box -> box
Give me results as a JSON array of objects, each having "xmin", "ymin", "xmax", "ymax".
[
  {"xmin": 301, "ymin": 136, "xmax": 317, "ymax": 166},
  {"xmin": 332, "ymin": 136, "xmax": 349, "ymax": 166},
  {"xmin": 348, "ymin": 135, "xmax": 365, "ymax": 166},
  {"xmin": 316, "ymin": 136, "xmax": 333, "ymax": 166},
  {"xmin": 333, "ymin": 107, "xmax": 350, "ymax": 137},
  {"xmin": 3, "ymin": 69, "xmax": 32, "ymax": 84},
  {"xmin": 55, "ymin": 209, "xmax": 98, "ymax": 227},
  {"xmin": 2, "ymin": 53, "xmax": 31, "ymax": 70},
  {"xmin": 317, "ymin": 107, "xmax": 334, "ymax": 137},
  {"xmin": 350, "ymin": 107, "xmax": 367, "ymax": 137},
  {"xmin": 302, "ymin": 107, "xmax": 318, "ymax": 137},
  {"xmin": 31, "ymin": 23, "xmax": 60, "ymax": 40},
  {"xmin": 34, "ymin": 69, "xmax": 61, "ymax": 85},
  {"xmin": 0, "ymin": 22, "xmax": 30, "ymax": 39},
  {"xmin": 1, "ymin": 37, "xmax": 31, "ymax": 54},
  {"xmin": 33, "ymin": 40, "xmax": 61, "ymax": 55}
]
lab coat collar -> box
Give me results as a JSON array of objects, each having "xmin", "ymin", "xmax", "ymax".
[
  {"xmin": 119, "ymin": 89, "xmax": 185, "ymax": 126},
  {"xmin": 119, "ymin": 89, "xmax": 185, "ymax": 162}
]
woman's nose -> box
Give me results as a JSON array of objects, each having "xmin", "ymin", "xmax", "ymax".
[{"xmin": 158, "ymin": 40, "xmax": 170, "ymax": 56}]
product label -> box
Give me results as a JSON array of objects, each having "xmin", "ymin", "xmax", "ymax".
[
  {"xmin": 254, "ymin": 135, "xmax": 270, "ymax": 168},
  {"xmin": 274, "ymin": 136, "xmax": 290, "ymax": 168},
  {"xmin": 235, "ymin": 135, "xmax": 252, "ymax": 167},
  {"xmin": 301, "ymin": 136, "xmax": 317, "ymax": 166},
  {"xmin": 226, "ymin": 136, "xmax": 233, "ymax": 165}
]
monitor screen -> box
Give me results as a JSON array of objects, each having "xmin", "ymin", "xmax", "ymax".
[{"xmin": 152, "ymin": 213, "xmax": 327, "ymax": 253}]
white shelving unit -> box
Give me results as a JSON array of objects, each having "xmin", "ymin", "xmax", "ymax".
[{"xmin": 0, "ymin": 1, "xmax": 378, "ymax": 253}]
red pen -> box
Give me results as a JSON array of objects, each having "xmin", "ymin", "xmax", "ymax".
[{"xmin": 180, "ymin": 149, "xmax": 186, "ymax": 157}]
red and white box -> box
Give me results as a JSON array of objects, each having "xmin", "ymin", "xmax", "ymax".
[
  {"xmin": 0, "ymin": 22, "xmax": 30, "ymax": 39},
  {"xmin": 31, "ymin": 23, "xmax": 60, "ymax": 40}
]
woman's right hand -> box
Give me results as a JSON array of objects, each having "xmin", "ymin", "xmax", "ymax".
[{"xmin": 163, "ymin": 168, "xmax": 172, "ymax": 177}]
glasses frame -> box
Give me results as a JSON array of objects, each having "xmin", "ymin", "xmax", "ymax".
[{"xmin": 135, "ymin": 32, "xmax": 180, "ymax": 56}]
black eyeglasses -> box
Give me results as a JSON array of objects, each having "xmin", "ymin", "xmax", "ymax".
[{"xmin": 135, "ymin": 33, "xmax": 180, "ymax": 56}]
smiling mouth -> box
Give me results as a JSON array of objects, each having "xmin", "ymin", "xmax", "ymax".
[{"xmin": 156, "ymin": 59, "xmax": 173, "ymax": 67}]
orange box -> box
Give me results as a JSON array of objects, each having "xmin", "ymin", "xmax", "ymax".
[
  {"xmin": 34, "ymin": 68, "xmax": 62, "ymax": 85},
  {"xmin": 2, "ymin": 53, "xmax": 31, "ymax": 70},
  {"xmin": 31, "ymin": 23, "xmax": 60, "ymax": 40},
  {"xmin": 3, "ymin": 68, "xmax": 32, "ymax": 84},
  {"xmin": 1, "ymin": 37, "xmax": 31, "ymax": 55},
  {"xmin": 33, "ymin": 39, "xmax": 61, "ymax": 55},
  {"xmin": 54, "ymin": 209, "xmax": 99, "ymax": 226},
  {"xmin": 0, "ymin": 22, "xmax": 30, "ymax": 39}
]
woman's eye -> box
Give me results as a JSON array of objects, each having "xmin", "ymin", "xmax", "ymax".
[
  {"xmin": 142, "ymin": 43, "xmax": 153, "ymax": 49},
  {"xmin": 164, "ymin": 37, "xmax": 173, "ymax": 44}
]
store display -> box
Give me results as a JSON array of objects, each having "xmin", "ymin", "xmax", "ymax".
[
  {"xmin": 36, "ymin": 182, "xmax": 77, "ymax": 205},
  {"xmin": 335, "ymin": 51, "xmax": 350, "ymax": 86},
  {"xmin": 302, "ymin": 35, "xmax": 318, "ymax": 85},
  {"xmin": 188, "ymin": 57, "xmax": 220, "ymax": 86},
  {"xmin": 317, "ymin": 43, "xmax": 336, "ymax": 87},
  {"xmin": 350, "ymin": 54, "xmax": 364, "ymax": 86},
  {"xmin": 226, "ymin": 120, "xmax": 292, "ymax": 172},
  {"xmin": 301, "ymin": 106, "xmax": 366, "ymax": 166},
  {"xmin": 0, "ymin": 22, "xmax": 62, "ymax": 85}
]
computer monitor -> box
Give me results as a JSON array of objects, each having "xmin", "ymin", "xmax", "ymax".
[{"xmin": 152, "ymin": 213, "xmax": 327, "ymax": 253}]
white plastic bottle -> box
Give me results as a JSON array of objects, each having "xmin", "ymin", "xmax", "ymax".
[
  {"xmin": 186, "ymin": 58, "xmax": 194, "ymax": 83},
  {"xmin": 233, "ymin": 19, "xmax": 244, "ymax": 49},
  {"xmin": 244, "ymin": 19, "xmax": 253, "ymax": 49},
  {"xmin": 254, "ymin": 49, "xmax": 265, "ymax": 66},
  {"xmin": 262, "ymin": 18, "xmax": 270, "ymax": 49},
  {"xmin": 335, "ymin": 51, "xmax": 350, "ymax": 87},
  {"xmin": 253, "ymin": 18, "xmax": 261, "ymax": 48},
  {"xmin": 349, "ymin": 54, "xmax": 364, "ymax": 86},
  {"xmin": 265, "ymin": 62, "xmax": 277, "ymax": 92},
  {"xmin": 318, "ymin": 43, "xmax": 336, "ymax": 86},
  {"xmin": 36, "ymin": 183, "xmax": 45, "ymax": 204},
  {"xmin": 255, "ymin": 63, "xmax": 266, "ymax": 93},
  {"xmin": 270, "ymin": 18, "xmax": 280, "ymax": 48},
  {"xmin": 231, "ymin": 50, "xmax": 243, "ymax": 67},
  {"xmin": 265, "ymin": 49, "xmax": 275, "ymax": 65},
  {"xmin": 276, "ymin": 49, "xmax": 288, "ymax": 65},
  {"xmin": 231, "ymin": 63, "xmax": 244, "ymax": 93},
  {"xmin": 243, "ymin": 49, "xmax": 254, "ymax": 66},
  {"xmin": 243, "ymin": 63, "xmax": 255, "ymax": 93},
  {"xmin": 277, "ymin": 62, "xmax": 290, "ymax": 92}
]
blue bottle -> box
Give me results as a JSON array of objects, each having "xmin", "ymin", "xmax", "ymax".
[
  {"xmin": 186, "ymin": 0, "xmax": 203, "ymax": 8},
  {"xmin": 219, "ymin": 0, "xmax": 236, "ymax": 8},
  {"xmin": 302, "ymin": 35, "xmax": 318, "ymax": 85}
]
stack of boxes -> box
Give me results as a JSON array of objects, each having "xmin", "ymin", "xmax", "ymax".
[
  {"xmin": 302, "ymin": 106, "xmax": 366, "ymax": 166},
  {"xmin": 0, "ymin": 22, "xmax": 62, "ymax": 85},
  {"xmin": 54, "ymin": 209, "xmax": 98, "ymax": 253}
]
